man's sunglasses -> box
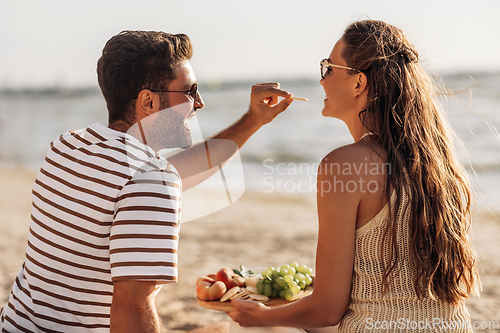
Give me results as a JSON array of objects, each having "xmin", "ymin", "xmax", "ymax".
[{"xmin": 149, "ymin": 84, "xmax": 198, "ymax": 100}]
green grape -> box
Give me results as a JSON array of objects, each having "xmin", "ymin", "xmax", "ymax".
[
  {"xmin": 271, "ymin": 269, "xmax": 281, "ymax": 279},
  {"xmin": 267, "ymin": 266, "xmax": 275, "ymax": 272},
  {"xmin": 283, "ymin": 275, "xmax": 294, "ymax": 283},
  {"xmin": 304, "ymin": 274, "xmax": 313, "ymax": 286},
  {"xmin": 305, "ymin": 267, "xmax": 314, "ymax": 276},
  {"xmin": 279, "ymin": 268, "xmax": 288, "ymax": 276},
  {"xmin": 257, "ymin": 283, "xmax": 265, "ymax": 295},
  {"xmin": 262, "ymin": 270, "xmax": 271, "ymax": 278},
  {"xmin": 256, "ymin": 279, "xmax": 264, "ymax": 288},
  {"xmin": 271, "ymin": 288, "xmax": 279, "ymax": 299},
  {"xmin": 294, "ymin": 273, "xmax": 306, "ymax": 282},
  {"xmin": 297, "ymin": 265, "xmax": 307, "ymax": 274},
  {"xmin": 286, "ymin": 267, "xmax": 296, "ymax": 275},
  {"xmin": 285, "ymin": 288, "xmax": 294, "ymax": 301},
  {"xmin": 275, "ymin": 276, "xmax": 286, "ymax": 287},
  {"xmin": 291, "ymin": 285, "xmax": 301, "ymax": 294},
  {"xmin": 299, "ymin": 281, "xmax": 306, "ymax": 289},
  {"xmin": 279, "ymin": 289, "xmax": 286, "ymax": 299},
  {"xmin": 290, "ymin": 262, "xmax": 299, "ymax": 269},
  {"xmin": 272, "ymin": 282, "xmax": 282, "ymax": 291},
  {"xmin": 264, "ymin": 283, "xmax": 273, "ymax": 297},
  {"xmin": 287, "ymin": 280, "xmax": 298, "ymax": 290},
  {"xmin": 281, "ymin": 264, "xmax": 290, "ymax": 270}
]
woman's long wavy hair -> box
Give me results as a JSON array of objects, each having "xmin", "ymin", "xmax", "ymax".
[{"xmin": 341, "ymin": 20, "xmax": 479, "ymax": 304}]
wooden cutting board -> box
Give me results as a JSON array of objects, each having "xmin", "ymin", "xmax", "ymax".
[{"xmin": 197, "ymin": 285, "xmax": 314, "ymax": 312}]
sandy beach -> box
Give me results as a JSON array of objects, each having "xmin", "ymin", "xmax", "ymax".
[{"xmin": 1, "ymin": 167, "xmax": 499, "ymax": 332}]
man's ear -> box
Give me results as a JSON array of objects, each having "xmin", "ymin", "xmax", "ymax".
[
  {"xmin": 136, "ymin": 89, "xmax": 155, "ymax": 117},
  {"xmin": 354, "ymin": 72, "xmax": 368, "ymax": 97}
]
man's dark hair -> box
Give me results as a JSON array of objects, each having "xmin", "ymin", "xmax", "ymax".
[{"xmin": 97, "ymin": 30, "xmax": 193, "ymax": 127}]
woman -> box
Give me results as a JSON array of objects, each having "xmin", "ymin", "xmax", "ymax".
[{"xmin": 228, "ymin": 20, "xmax": 480, "ymax": 332}]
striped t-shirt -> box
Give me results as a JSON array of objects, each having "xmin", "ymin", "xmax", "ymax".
[{"xmin": 1, "ymin": 122, "xmax": 182, "ymax": 332}]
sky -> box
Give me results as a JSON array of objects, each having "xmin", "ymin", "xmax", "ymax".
[{"xmin": 1, "ymin": 0, "xmax": 499, "ymax": 88}]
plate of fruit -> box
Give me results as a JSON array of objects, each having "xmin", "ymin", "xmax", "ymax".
[{"xmin": 196, "ymin": 262, "xmax": 314, "ymax": 312}]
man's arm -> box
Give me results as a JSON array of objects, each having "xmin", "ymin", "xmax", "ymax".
[
  {"xmin": 110, "ymin": 280, "xmax": 164, "ymax": 333},
  {"xmin": 167, "ymin": 82, "xmax": 293, "ymax": 190}
]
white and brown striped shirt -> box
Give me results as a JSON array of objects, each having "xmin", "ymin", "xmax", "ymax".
[{"xmin": 1, "ymin": 122, "xmax": 182, "ymax": 332}]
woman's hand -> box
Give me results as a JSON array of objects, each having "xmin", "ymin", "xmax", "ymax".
[{"xmin": 227, "ymin": 298, "xmax": 269, "ymax": 326}]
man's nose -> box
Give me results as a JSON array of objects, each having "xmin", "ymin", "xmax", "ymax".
[{"xmin": 194, "ymin": 91, "xmax": 204, "ymax": 110}]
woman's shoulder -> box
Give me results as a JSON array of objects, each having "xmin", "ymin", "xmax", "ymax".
[
  {"xmin": 320, "ymin": 139, "xmax": 390, "ymax": 227},
  {"xmin": 321, "ymin": 139, "xmax": 387, "ymax": 169}
]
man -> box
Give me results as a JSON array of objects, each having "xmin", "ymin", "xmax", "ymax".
[{"xmin": 0, "ymin": 31, "xmax": 293, "ymax": 332}]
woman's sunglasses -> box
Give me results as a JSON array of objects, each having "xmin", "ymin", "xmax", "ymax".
[{"xmin": 320, "ymin": 59, "xmax": 360, "ymax": 79}]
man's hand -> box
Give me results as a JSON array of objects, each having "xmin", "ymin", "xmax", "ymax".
[
  {"xmin": 248, "ymin": 82, "xmax": 293, "ymax": 127},
  {"xmin": 110, "ymin": 280, "xmax": 163, "ymax": 333}
]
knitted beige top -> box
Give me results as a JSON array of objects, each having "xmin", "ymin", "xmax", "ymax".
[{"xmin": 338, "ymin": 190, "xmax": 472, "ymax": 332}]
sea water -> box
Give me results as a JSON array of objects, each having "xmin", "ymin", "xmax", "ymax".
[{"xmin": 0, "ymin": 73, "xmax": 499, "ymax": 212}]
